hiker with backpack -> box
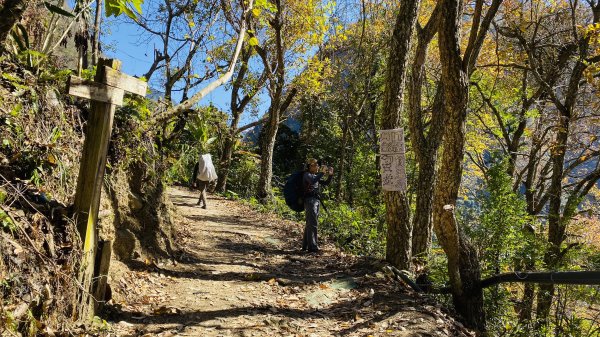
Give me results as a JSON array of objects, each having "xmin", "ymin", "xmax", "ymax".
[
  {"xmin": 192, "ymin": 154, "xmax": 218, "ymax": 209},
  {"xmin": 302, "ymin": 158, "xmax": 333, "ymax": 253}
]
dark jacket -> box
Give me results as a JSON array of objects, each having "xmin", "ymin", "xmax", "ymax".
[{"xmin": 303, "ymin": 172, "xmax": 332, "ymax": 199}]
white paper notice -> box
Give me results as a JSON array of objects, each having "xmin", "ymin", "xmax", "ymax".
[{"xmin": 380, "ymin": 128, "xmax": 407, "ymax": 192}]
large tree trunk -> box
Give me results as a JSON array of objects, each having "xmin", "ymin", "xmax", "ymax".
[
  {"xmin": 384, "ymin": 191, "xmax": 411, "ymax": 268},
  {"xmin": 380, "ymin": 0, "xmax": 421, "ymax": 270},
  {"xmin": 255, "ymin": 0, "xmax": 286, "ymax": 202},
  {"xmin": 407, "ymin": 12, "xmax": 443, "ymax": 260},
  {"xmin": 433, "ymin": 0, "xmax": 486, "ymax": 330},
  {"xmin": 535, "ymin": 112, "xmax": 570, "ymax": 329},
  {"xmin": 532, "ymin": 5, "xmax": 596, "ymax": 323},
  {"xmin": 0, "ymin": 0, "xmax": 28, "ymax": 52},
  {"xmin": 411, "ymin": 154, "xmax": 436, "ymax": 260}
]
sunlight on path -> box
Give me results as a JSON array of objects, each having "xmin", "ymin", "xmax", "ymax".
[{"xmin": 107, "ymin": 187, "xmax": 471, "ymax": 337}]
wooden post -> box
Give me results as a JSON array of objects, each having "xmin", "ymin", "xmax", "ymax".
[
  {"xmin": 68, "ymin": 58, "xmax": 147, "ymax": 322},
  {"xmin": 93, "ymin": 240, "xmax": 113, "ymax": 312}
]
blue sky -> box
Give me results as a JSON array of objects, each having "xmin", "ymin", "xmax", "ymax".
[
  {"xmin": 99, "ymin": 8, "xmax": 255, "ymax": 125},
  {"xmin": 90, "ymin": 0, "xmax": 357, "ymax": 127},
  {"xmin": 103, "ymin": 22, "xmax": 234, "ymax": 111}
]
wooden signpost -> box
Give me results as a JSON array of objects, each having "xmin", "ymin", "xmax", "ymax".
[{"xmin": 67, "ymin": 58, "xmax": 147, "ymax": 322}]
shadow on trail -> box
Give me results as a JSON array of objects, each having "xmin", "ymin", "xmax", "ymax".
[
  {"xmin": 109, "ymin": 188, "xmax": 459, "ymax": 336},
  {"xmin": 106, "ymin": 294, "xmax": 424, "ymax": 336},
  {"xmin": 124, "ymin": 250, "xmax": 375, "ymax": 285},
  {"xmin": 183, "ymin": 214, "xmax": 268, "ymax": 229}
]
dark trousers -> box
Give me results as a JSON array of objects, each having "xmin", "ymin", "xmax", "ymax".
[
  {"xmin": 196, "ymin": 180, "xmax": 208, "ymax": 207},
  {"xmin": 303, "ymin": 197, "xmax": 320, "ymax": 251}
]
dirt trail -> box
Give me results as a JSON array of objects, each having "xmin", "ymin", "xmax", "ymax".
[{"xmin": 106, "ymin": 187, "xmax": 473, "ymax": 337}]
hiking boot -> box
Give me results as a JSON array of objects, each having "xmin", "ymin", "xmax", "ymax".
[{"xmin": 201, "ymin": 205, "xmax": 207, "ymax": 209}]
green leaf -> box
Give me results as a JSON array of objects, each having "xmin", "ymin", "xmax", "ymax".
[
  {"xmin": 248, "ymin": 37, "xmax": 259, "ymax": 46},
  {"xmin": 9, "ymin": 23, "xmax": 30, "ymax": 56},
  {"xmin": 10, "ymin": 103, "xmax": 22, "ymax": 117},
  {"xmin": 105, "ymin": 0, "xmax": 144, "ymax": 18},
  {"xmin": 105, "ymin": 2, "xmax": 121, "ymax": 17},
  {"xmin": 121, "ymin": 5, "xmax": 137, "ymax": 19},
  {"xmin": 15, "ymin": 24, "xmax": 30, "ymax": 49},
  {"xmin": 132, "ymin": 0, "xmax": 144, "ymax": 13},
  {"xmin": 10, "ymin": 31, "xmax": 26, "ymax": 52},
  {"xmin": 252, "ymin": 8, "xmax": 262, "ymax": 17},
  {"xmin": 23, "ymin": 50, "xmax": 46, "ymax": 59},
  {"xmin": 44, "ymin": 2, "xmax": 75, "ymax": 17}
]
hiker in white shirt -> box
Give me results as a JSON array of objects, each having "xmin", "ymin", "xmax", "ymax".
[{"xmin": 193, "ymin": 154, "xmax": 218, "ymax": 209}]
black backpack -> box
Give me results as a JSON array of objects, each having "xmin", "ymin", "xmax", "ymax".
[{"xmin": 283, "ymin": 170, "xmax": 305, "ymax": 212}]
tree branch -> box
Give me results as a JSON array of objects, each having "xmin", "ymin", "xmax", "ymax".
[{"xmin": 146, "ymin": 0, "xmax": 254, "ymax": 127}]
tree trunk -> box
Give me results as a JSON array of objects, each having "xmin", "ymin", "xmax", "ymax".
[
  {"xmin": 411, "ymin": 154, "xmax": 436, "ymax": 261},
  {"xmin": 257, "ymin": 107, "xmax": 279, "ymax": 201},
  {"xmin": 407, "ymin": 10, "xmax": 442, "ymax": 263},
  {"xmin": 216, "ymin": 134, "xmax": 235, "ymax": 192},
  {"xmin": 433, "ymin": 0, "xmax": 486, "ymax": 330},
  {"xmin": 366, "ymin": 93, "xmax": 381, "ymax": 202},
  {"xmin": 535, "ymin": 112, "xmax": 570, "ymax": 329},
  {"xmin": 517, "ymin": 283, "xmax": 535, "ymax": 324},
  {"xmin": 217, "ymin": 44, "xmax": 263, "ymax": 193},
  {"xmin": 91, "ymin": 0, "xmax": 102, "ymax": 66},
  {"xmin": 347, "ymin": 134, "xmax": 356, "ymax": 207},
  {"xmin": 380, "ymin": 0, "xmax": 421, "ymax": 271},
  {"xmin": 455, "ymin": 234, "xmax": 486, "ymax": 329},
  {"xmin": 335, "ymin": 114, "xmax": 350, "ymax": 199},
  {"xmin": 384, "ymin": 190, "xmax": 411, "ymax": 269},
  {"xmin": 0, "ymin": 0, "xmax": 27, "ymax": 53}
]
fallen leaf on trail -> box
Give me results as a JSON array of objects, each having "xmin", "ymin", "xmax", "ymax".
[
  {"xmin": 319, "ymin": 284, "xmax": 329, "ymax": 289},
  {"xmin": 153, "ymin": 306, "xmax": 180, "ymax": 315},
  {"xmin": 268, "ymin": 278, "xmax": 277, "ymax": 284}
]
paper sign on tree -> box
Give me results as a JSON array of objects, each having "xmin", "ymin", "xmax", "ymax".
[{"xmin": 379, "ymin": 128, "xmax": 407, "ymax": 192}]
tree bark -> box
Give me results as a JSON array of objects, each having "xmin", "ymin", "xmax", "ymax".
[
  {"xmin": 91, "ymin": 0, "xmax": 102, "ymax": 66},
  {"xmin": 335, "ymin": 112, "xmax": 351, "ymax": 199},
  {"xmin": 216, "ymin": 44, "xmax": 263, "ymax": 193},
  {"xmin": 146, "ymin": 0, "xmax": 252, "ymax": 126},
  {"xmin": 433, "ymin": 0, "xmax": 491, "ymax": 330},
  {"xmin": 535, "ymin": 108, "xmax": 571, "ymax": 329},
  {"xmin": 411, "ymin": 154, "xmax": 437, "ymax": 261},
  {"xmin": 216, "ymin": 134, "xmax": 236, "ymax": 192},
  {"xmin": 533, "ymin": 5, "xmax": 599, "ymax": 327},
  {"xmin": 407, "ymin": 9, "xmax": 442, "ymax": 262},
  {"xmin": 254, "ymin": 0, "xmax": 298, "ymax": 202},
  {"xmin": 257, "ymin": 106, "xmax": 280, "ymax": 200},
  {"xmin": 0, "ymin": 0, "xmax": 28, "ymax": 53},
  {"xmin": 380, "ymin": 0, "xmax": 421, "ymax": 270}
]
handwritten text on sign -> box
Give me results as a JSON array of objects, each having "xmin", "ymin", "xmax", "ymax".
[{"xmin": 380, "ymin": 128, "xmax": 407, "ymax": 192}]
